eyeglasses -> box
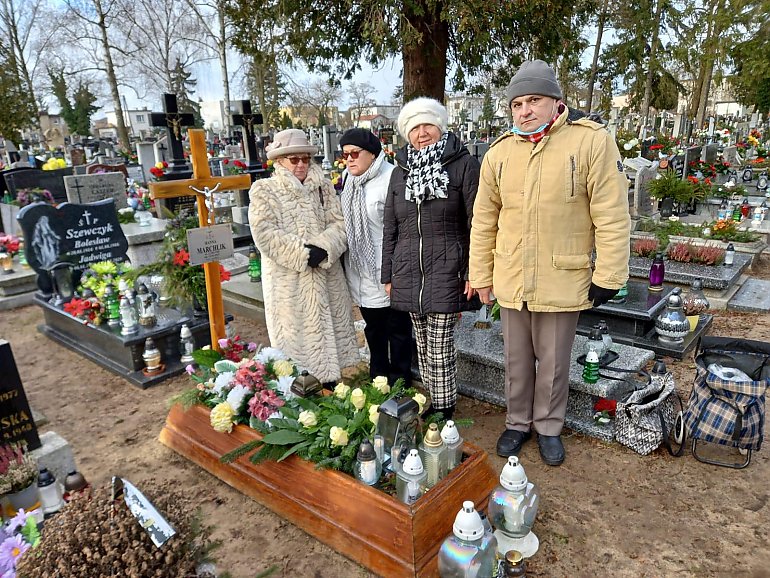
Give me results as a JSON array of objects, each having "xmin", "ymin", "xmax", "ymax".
[
  {"xmin": 284, "ymin": 155, "xmax": 312, "ymax": 165},
  {"xmin": 341, "ymin": 150, "xmax": 363, "ymax": 160}
]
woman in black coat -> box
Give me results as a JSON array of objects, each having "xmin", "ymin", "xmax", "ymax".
[{"xmin": 381, "ymin": 97, "xmax": 480, "ymax": 420}]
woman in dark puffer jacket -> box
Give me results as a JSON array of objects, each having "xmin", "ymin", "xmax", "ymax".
[{"xmin": 381, "ymin": 97, "xmax": 480, "ymax": 420}]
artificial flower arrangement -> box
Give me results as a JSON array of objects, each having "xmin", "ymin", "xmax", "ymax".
[
  {"xmin": 41, "ymin": 158, "xmax": 66, "ymax": 171},
  {"xmin": 0, "ymin": 234, "xmax": 20, "ymax": 256},
  {"xmin": 260, "ymin": 159, "xmax": 274, "ymax": 173},
  {"xmin": 149, "ymin": 161, "xmax": 169, "ymax": 180},
  {"xmin": 62, "ymin": 296, "xmax": 104, "ymax": 325},
  {"xmin": 222, "ymin": 158, "xmax": 247, "ymax": 175},
  {"xmin": 175, "ymin": 340, "xmax": 428, "ymax": 477},
  {"xmin": 78, "ymin": 260, "xmax": 133, "ymax": 300},
  {"xmin": 0, "ymin": 509, "xmax": 40, "ymax": 578},
  {"xmin": 2, "ymin": 188, "xmax": 55, "ymax": 208},
  {"xmin": 0, "ymin": 443, "xmax": 37, "ymax": 495},
  {"xmin": 128, "ymin": 210, "xmax": 231, "ymax": 308},
  {"xmin": 331, "ymin": 158, "xmax": 346, "ymax": 193}
]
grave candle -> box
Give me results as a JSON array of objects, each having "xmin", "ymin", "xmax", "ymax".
[
  {"xmin": 179, "ymin": 324, "xmax": 195, "ymax": 364},
  {"xmin": 648, "ymin": 252, "xmax": 665, "ymax": 291},
  {"xmin": 119, "ymin": 296, "xmax": 138, "ymax": 335},
  {"xmin": 419, "ymin": 423, "xmax": 448, "ymax": 488},
  {"xmin": 104, "ymin": 285, "xmax": 121, "ymax": 326},
  {"xmin": 0, "ymin": 249, "xmax": 12, "ymax": 273},
  {"xmin": 354, "ymin": 439, "xmax": 381, "ymax": 486},
  {"xmin": 724, "ymin": 243, "xmax": 735, "ymax": 266}
]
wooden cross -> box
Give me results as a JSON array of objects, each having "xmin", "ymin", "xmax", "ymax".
[
  {"xmin": 150, "ymin": 93, "xmax": 194, "ymax": 176},
  {"xmin": 148, "ymin": 128, "xmax": 251, "ymax": 349},
  {"xmin": 231, "ymin": 100, "xmax": 265, "ymax": 173}
]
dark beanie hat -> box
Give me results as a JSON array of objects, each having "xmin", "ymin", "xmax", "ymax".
[
  {"xmin": 505, "ymin": 60, "xmax": 563, "ymax": 105},
  {"xmin": 339, "ymin": 128, "xmax": 382, "ymax": 156}
]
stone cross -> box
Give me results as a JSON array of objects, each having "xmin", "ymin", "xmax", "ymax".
[
  {"xmin": 150, "ymin": 93, "xmax": 194, "ymax": 177},
  {"xmin": 148, "ymin": 129, "xmax": 251, "ymax": 348},
  {"xmin": 231, "ymin": 100, "xmax": 264, "ymax": 174}
]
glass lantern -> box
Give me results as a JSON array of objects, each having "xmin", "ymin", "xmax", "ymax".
[
  {"xmin": 104, "ymin": 285, "xmax": 121, "ymax": 326},
  {"xmin": 0, "ymin": 249, "xmax": 13, "ymax": 273},
  {"xmin": 376, "ymin": 396, "xmax": 420, "ymax": 472},
  {"xmin": 440, "ymin": 420, "xmax": 464, "ymax": 472},
  {"xmin": 142, "ymin": 337, "xmax": 162, "ymax": 373},
  {"xmin": 119, "ymin": 296, "xmax": 139, "ymax": 335},
  {"xmin": 248, "ymin": 245, "xmax": 261, "ymax": 283},
  {"xmin": 353, "ymin": 439, "xmax": 381, "ymax": 486},
  {"xmin": 136, "ymin": 283, "xmax": 157, "ymax": 327},
  {"xmin": 488, "ymin": 456, "xmax": 540, "ymax": 558},
  {"xmin": 418, "ymin": 423, "xmax": 448, "ymax": 488},
  {"xmin": 437, "ymin": 501, "xmax": 498, "ymax": 578},
  {"xmin": 395, "ymin": 449, "xmax": 427, "ymax": 505},
  {"xmin": 179, "ymin": 324, "xmax": 195, "ymax": 364},
  {"xmin": 654, "ymin": 287, "xmax": 690, "ymax": 344}
]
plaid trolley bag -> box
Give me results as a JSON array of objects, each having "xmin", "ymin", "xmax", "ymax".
[{"xmin": 683, "ymin": 336, "xmax": 770, "ymax": 469}]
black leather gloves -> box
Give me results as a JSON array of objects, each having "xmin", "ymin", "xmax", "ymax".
[
  {"xmin": 306, "ymin": 244, "xmax": 328, "ymax": 268},
  {"xmin": 588, "ymin": 283, "xmax": 618, "ymax": 307}
]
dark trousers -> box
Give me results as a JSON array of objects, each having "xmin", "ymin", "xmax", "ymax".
[{"xmin": 359, "ymin": 306, "xmax": 414, "ymax": 387}]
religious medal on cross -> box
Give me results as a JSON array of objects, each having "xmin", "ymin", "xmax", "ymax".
[
  {"xmin": 149, "ymin": 128, "xmax": 251, "ymax": 349},
  {"xmin": 150, "ymin": 93, "xmax": 194, "ymax": 177}
]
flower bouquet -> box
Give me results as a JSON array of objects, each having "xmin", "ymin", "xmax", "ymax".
[
  {"xmin": 6, "ymin": 188, "xmax": 55, "ymax": 208},
  {"xmin": 78, "ymin": 260, "xmax": 133, "ymax": 300},
  {"xmin": 0, "ymin": 235, "xmax": 20, "ymax": 256},
  {"xmin": 41, "ymin": 158, "xmax": 66, "ymax": 171},
  {"xmin": 0, "ymin": 443, "xmax": 37, "ymax": 495},
  {"xmin": 0, "ymin": 509, "xmax": 40, "ymax": 578},
  {"xmin": 149, "ymin": 161, "xmax": 169, "ymax": 180},
  {"xmin": 63, "ymin": 296, "xmax": 104, "ymax": 325},
  {"xmin": 222, "ymin": 159, "xmax": 247, "ymax": 175}
]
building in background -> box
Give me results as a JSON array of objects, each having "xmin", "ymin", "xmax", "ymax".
[{"xmin": 104, "ymin": 108, "xmax": 153, "ymax": 140}]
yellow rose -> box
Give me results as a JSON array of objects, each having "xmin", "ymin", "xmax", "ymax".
[
  {"xmin": 350, "ymin": 387, "xmax": 366, "ymax": 410},
  {"xmin": 334, "ymin": 382, "xmax": 351, "ymax": 399},
  {"xmin": 372, "ymin": 376, "xmax": 390, "ymax": 394},
  {"xmin": 210, "ymin": 402, "xmax": 235, "ymax": 433},
  {"xmin": 368, "ymin": 404, "xmax": 380, "ymax": 425},
  {"xmin": 413, "ymin": 393, "xmax": 427, "ymax": 413},
  {"xmin": 330, "ymin": 426, "xmax": 349, "ymax": 447},
  {"xmin": 273, "ymin": 359, "xmax": 294, "ymax": 377},
  {"xmin": 155, "ymin": 161, "xmax": 165, "ymax": 169},
  {"xmin": 298, "ymin": 410, "xmax": 317, "ymax": 428},
  {"xmin": 267, "ymin": 159, "xmax": 274, "ymax": 166}
]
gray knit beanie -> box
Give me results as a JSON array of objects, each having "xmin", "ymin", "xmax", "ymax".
[{"xmin": 505, "ymin": 60, "xmax": 563, "ymax": 105}]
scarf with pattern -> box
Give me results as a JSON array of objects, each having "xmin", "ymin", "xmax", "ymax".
[{"xmin": 404, "ymin": 133, "xmax": 449, "ymax": 205}]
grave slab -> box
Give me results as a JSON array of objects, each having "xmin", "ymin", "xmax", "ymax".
[
  {"xmin": 64, "ymin": 172, "xmax": 128, "ymax": 208},
  {"xmin": 453, "ymin": 315, "xmax": 655, "ymax": 441},
  {"xmin": 219, "ymin": 252, "xmax": 248, "ymax": 276},
  {"xmin": 121, "ymin": 218, "xmax": 167, "ymax": 267},
  {"xmin": 727, "ymin": 278, "xmax": 770, "ymax": 313},
  {"xmin": 629, "ymin": 253, "xmax": 751, "ymax": 290},
  {"xmin": 221, "ymin": 273, "xmax": 264, "ymax": 322}
]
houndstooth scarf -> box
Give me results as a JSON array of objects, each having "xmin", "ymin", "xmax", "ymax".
[
  {"xmin": 405, "ymin": 133, "xmax": 449, "ymax": 205},
  {"xmin": 340, "ymin": 151, "xmax": 387, "ymax": 278}
]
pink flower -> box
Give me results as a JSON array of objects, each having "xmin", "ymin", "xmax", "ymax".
[
  {"xmin": 234, "ymin": 362, "xmax": 266, "ymax": 389},
  {"xmin": 185, "ymin": 364, "xmax": 195, "ymax": 375},
  {"xmin": 218, "ymin": 338, "xmax": 229, "ymax": 349},
  {"xmin": 247, "ymin": 342, "xmax": 257, "ymax": 352}
]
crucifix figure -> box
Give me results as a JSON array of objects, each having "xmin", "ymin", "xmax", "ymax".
[
  {"xmin": 231, "ymin": 100, "xmax": 265, "ymax": 175},
  {"xmin": 150, "ymin": 93, "xmax": 194, "ymax": 178},
  {"xmin": 149, "ymin": 128, "xmax": 251, "ymax": 348}
]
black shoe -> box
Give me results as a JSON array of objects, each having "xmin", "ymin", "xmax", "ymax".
[
  {"xmin": 538, "ymin": 434, "xmax": 565, "ymax": 466},
  {"xmin": 496, "ymin": 429, "xmax": 531, "ymax": 457}
]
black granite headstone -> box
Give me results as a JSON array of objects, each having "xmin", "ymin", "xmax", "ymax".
[
  {"xmin": 17, "ymin": 199, "xmax": 129, "ymax": 294},
  {"xmin": 0, "ymin": 340, "xmax": 41, "ymax": 449},
  {"xmin": 670, "ymin": 154, "xmax": 686, "ymax": 180},
  {"xmin": 4, "ymin": 168, "xmax": 74, "ymax": 203}
]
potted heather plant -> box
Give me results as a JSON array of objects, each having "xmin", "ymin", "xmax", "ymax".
[{"xmin": 0, "ymin": 443, "xmax": 38, "ymax": 517}]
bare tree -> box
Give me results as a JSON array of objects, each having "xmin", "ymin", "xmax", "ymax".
[
  {"xmin": 285, "ymin": 76, "xmax": 342, "ymax": 127},
  {"xmin": 347, "ymin": 81, "xmax": 375, "ymax": 126}
]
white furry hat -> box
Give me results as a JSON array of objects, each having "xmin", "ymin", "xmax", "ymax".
[
  {"xmin": 397, "ymin": 97, "xmax": 448, "ymax": 139},
  {"xmin": 266, "ymin": 129, "xmax": 317, "ymax": 160}
]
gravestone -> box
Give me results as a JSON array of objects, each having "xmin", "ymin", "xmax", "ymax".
[
  {"xmin": 17, "ymin": 199, "xmax": 129, "ymax": 296},
  {"xmin": 224, "ymin": 144, "xmax": 241, "ymax": 159},
  {"xmin": 322, "ymin": 125, "xmax": 339, "ymax": 164},
  {"xmin": 0, "ymin": 340, "xmax": 41, "ymax": 449},
  {"xmin": 136, "ymin": 142, "xmax": 156, "ymax": 179},
  {"xmin": 149, "ymin": 93, "xmax": 193, "ymax": 178},
  {"xmin": 4, "ymin": 168, "xmax": 74, "ymax": 203},
  {"xmin": 672, "ymin": 114, "xmax": 683, "ymax": 137},
  {"xmin": 632, "ymin": 164, "xmax": 658, "ymax": 218},
  {"xmin": 684, "ymin": 146, "xmax": 702, "ymax": 178},
  {"xmin": 670, "ymin": 154, "xmax": 686, "ymax": 180},
  {"xmin": 70, "ymin": 148, "xmax": 85, "ymax": 166},
  {"xmin": 703, "ymin": 144, "xmax": 718, "ymax": 163},
  {"xmin": 231, "ymin": 100, "xmax": 265, "ymax": 176},
  {"xmin": 153, "ymin": 137, "xmax": 169, "ymax": 164},
  {"xmin": 64, "ymin": 172, "xmax": 128, "ymax": 209},
  {"xmin": 722, "ymin": 146, "xmax": 741, "ymax": 166},
  {"xmin": 127, "ymin": 165, "xmax": 145, "ymax": 184}
]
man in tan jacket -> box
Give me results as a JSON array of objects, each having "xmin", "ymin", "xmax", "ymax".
[{"xmin": 469, "ymin": 60, "xmax": 630, "ymax": 466}]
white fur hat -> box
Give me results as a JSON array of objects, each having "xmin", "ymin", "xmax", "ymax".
[
  {"xmin": 397, "ymin": 97, "xmax": 448, "ymax": 139},
  {"xmin": 266, "ymin": 129, "xmax": 317, "ymax": 160}
]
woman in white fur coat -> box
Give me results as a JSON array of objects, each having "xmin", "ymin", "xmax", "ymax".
[{"xmin": 248, "ymin": 129, "xmax": 358, "ymax": 385}]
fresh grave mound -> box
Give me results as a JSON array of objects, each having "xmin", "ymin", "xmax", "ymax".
[{"xmin": 16, "ymin": 482, "xmax": 220, "ymax": 578}]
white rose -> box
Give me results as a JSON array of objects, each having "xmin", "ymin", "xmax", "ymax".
[
  {"xmin": 298, "ymin": 410, "xmax": 317, "ymax": 428},
  {"xmin": 334, "ymin": 382, "xmax": 351, "ymax": 399},
  {"xmin": 368, "ymin": 404, "xmax": 380, "ymax": 425},
  {"xmin": 413, "ymin": 393, "xmax": 427, "ymax": 413},
  {"xmin": 372, "ymin": 376, "xmax": 390, "ymax": 394},
  {"xmin": 330, "ymin": 426, "xmax": 349, "ymax": 447},
  {"xmin": 350, "ymin": 388, "xmax": 366, "ymax": 410}
]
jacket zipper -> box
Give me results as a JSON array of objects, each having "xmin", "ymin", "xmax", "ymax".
[
  {"xmin": 417, "ymin": 202, "xmax": 425, "ymax": 314},
  {"xmin": 570, "ymin": 155, "xmax": 576, "ymax": 197}
]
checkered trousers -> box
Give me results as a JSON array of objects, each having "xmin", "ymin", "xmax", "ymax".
[{"xmin": 410, "ymin": 312, "xmax": 458, "ymax": 410}]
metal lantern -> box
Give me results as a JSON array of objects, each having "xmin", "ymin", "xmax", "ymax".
[
  {"xmin": 142, "ymin": 337, "xmax": 162, "ymax": 373},
  {"xmin": 488, "ymin": 456, "xmax": 540, "ymax": 558},
  {"xmin": 290, "ymin": 370, "xmax": 322, "ymax": 397},
  {"xmin": 654, "ymin": 287, "xmax": 690, "ymax": 344},
  {"xmin": 136, "ymin": 283, "xmax": 157, "ymax": 327},
  {"xmin": 179, "ymin": 324, "xmax": 195, "ymax": 364},
  {"xmin": 50, "ymin": 262, "xmax": 75, "ymax": 302},
  {"xmin": 375, "ymin": 396, "xmax": 420, "ymax": 472},
  {"xmin": 119, "ymin": 296, "xmax": 139, "ymax": 335}
]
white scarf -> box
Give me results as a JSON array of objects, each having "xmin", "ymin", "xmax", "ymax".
[
  {"xmin": 340, "ymin": 151, "xmax": 386, "ymax": 278},
  {"xmin": 405, "ymin": 133, "xmax": 449, "ymax": 204}
]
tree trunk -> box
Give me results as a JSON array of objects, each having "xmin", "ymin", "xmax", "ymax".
[
  {"xmin": 401, "ymin": 1, "xmax": 448, "ymax": 102},
  {"xmin": 217, "ymin": 5, "xmax": 231, "ymax": 137},
  {"xmin": 694, "ymin": 0, "xmax": 725, "ymax": 130},
  {"xmin": 640, "ymin": 0, "xmax": 664, "ymax": 135},
  {"xmin": 95, "ymin": 0, "xmax": 129, "ymax": 149},
  {"xmin": 585, "ymin": 0, "xmax": 608, "ymax": 113}
]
